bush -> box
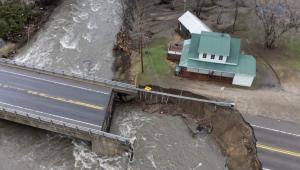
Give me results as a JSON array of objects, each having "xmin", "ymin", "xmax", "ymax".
[
  {"xmin": 0, "ymin": 19, "xmax": 9, "ymax": 38},
  {"xmin": 0, "ymin": 1, "xmax": 31, "ymax": 39}
]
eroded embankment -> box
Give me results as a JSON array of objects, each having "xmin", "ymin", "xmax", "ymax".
[
  {"xmin": 126, "ymin": 87, "xmax": 262, "ymax": 170},
  {"xmin": 113, "ymin": 0, "xmax": 261, "ymax": 169}
]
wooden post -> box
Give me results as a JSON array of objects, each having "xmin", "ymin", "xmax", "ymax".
[{"xmin": 140, "ymin": 34, "xmax": 144, "ymax": 73}]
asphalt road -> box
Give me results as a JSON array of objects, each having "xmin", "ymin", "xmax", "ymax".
[
  {"xmin": 2, "ymin": 62, "xmax": 300, "ymax": 170},
  {"xmin": 0, "ymin": 63, "xmax": 112, "ymax": 130},
  {"xmin": 244, "ymin": 114, "xmax": 300, "ymax": 170}
]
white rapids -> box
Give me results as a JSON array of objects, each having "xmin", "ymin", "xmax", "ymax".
[{"xmin": 15, "ymin": 0, "xmax": 121, "ymax": 79}]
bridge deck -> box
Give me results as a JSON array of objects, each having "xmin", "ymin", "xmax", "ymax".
[{"xmin": 0, "ymin": 63, "xmax": 112, "ymax": 131}]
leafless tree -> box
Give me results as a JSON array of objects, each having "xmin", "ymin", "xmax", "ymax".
[
  {"xmin": 232, "ymin": 0, "xmax": 239, "ymax": 32},
  {"xmin": 119, "ymin": 0, "xmax": 137, "ymax": 31},
  {"xmin": 216, "ymin": 5, "xmax": 224, "ymax": 25},
  {"xmin": 255, "ymin": 0, "xmax": 300, "ymax": 48},
  {"xmin": 116, "ymin": 0, "xmax": 145, "ymax": 72},
  {"xmin": 194, "ymin": 0, "xmax": 206, "ymax": 18}
]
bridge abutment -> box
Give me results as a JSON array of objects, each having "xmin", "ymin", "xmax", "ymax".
[
  {"xmin": 0, "ymin": 108, "xmax": 132, "ymax": 157},
  {"xmin": 91, "ymin": 135, "xmax": 131, "ymax": 156}
]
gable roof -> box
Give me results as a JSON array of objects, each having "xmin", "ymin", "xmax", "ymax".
[
  {"xmin": 179, "ymin": 40, "xmax": 256, "ymax": 77},
  {"xmin": 198, "ymin": 32, "xmax": 231, "ymax": 57},
  {"xmin": 178, "ymin": 11, "xmax": 212, "ymax": 34}
]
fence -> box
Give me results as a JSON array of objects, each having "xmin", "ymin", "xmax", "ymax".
[{"xmin": 0, "ymin": 58, "xmax": 235, "ymax": 107}]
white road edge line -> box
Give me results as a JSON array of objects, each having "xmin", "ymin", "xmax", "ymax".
[
  {"xmin": 252, "ymin": 124, "xmax": 300, "ymax": 138},
  {"xmin": 263, "ymin": 168, "xmax": 271, "ymax": 170},
  {"xmin": 0, "ymin": 69, "xmax": 110, "ymax": 95},
  {"xmin": 0, "ymin": 101, "xmax": 102, "ymax": 129}
]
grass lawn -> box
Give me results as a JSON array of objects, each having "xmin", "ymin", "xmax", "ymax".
[
  {"xmin": 0, "ymin": 42, "xmax": 15, "ymax": 57},
  {"xmin": 286, "ymin": 39, "xmax": 300, "ymax": 71},
  {"xmin": 139, "ymin": 38, "xmax": 174, "ymax": 85}
]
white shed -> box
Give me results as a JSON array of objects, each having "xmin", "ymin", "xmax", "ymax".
[{"xmin": 178, "ymin": 11, "xmax": 211, "ymax": 38}]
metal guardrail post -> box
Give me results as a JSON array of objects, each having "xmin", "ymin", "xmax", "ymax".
[{"xmin": 0, "ymin": 58, "xmax": 235, "ymax": 107}]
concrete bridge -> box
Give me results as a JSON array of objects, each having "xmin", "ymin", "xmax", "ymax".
[{"xmin": 0, "ymin": 58, "xmax": 234, "ymax": 157}]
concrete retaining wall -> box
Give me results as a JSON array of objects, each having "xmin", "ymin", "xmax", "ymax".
[{"xmin": 0, "ymin": 108, "xmax": 132, "ymax": 156}]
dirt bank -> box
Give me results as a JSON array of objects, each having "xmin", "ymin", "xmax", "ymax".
[
  {"xmin": 130, "ymin": 86, "xmax": 262, "ymax": 170},
  {"xmin": 113, "ymin": 0, "xmax": 262, "ymax": 169}
]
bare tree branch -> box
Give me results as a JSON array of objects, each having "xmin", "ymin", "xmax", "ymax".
[{"xmin": 255, "ymin": 0, "xmax": 300, "ymax": 48}]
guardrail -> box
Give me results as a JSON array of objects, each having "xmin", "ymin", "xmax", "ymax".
[
  {"xmin": 137, "ymin": 90, "xmax": 235, "ymax": 107},
  {"xmin": 0, "ymin": 105, "xmax": 131, "ymax": 145},
  {"xmin": 0, "ymin": 58, "xmax": 136, "ymax": 92},
  {"xmin": 0, "ymin": 58, "xmax": 235, "ymax": 107}
]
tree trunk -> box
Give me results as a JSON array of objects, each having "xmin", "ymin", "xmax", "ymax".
[{"xmin": 232, "ymin": 1, "xmax": 239, "ymax": 33}]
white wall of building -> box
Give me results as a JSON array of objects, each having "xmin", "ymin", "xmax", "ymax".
[{"xmin": 197, "ymin": 53, "xmax": 227, "ymax": 64}]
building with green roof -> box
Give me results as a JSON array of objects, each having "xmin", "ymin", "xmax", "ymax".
[{"xmin": 178, "ymin": 31, "xmax": 256, "ymax": 87}]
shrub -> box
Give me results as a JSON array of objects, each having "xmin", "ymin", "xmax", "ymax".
[
  {"xmin": 0, "ymin": 19, "xmax": 9, "ymax": 38},
  {"xmin": 0, "ymin": 1, "xmax": 31, "ymax": 39}
]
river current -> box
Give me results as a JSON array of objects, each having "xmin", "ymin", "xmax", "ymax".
[{"xmin": 0, "ymin": 0, "xmax": 226, "ymax": 169}]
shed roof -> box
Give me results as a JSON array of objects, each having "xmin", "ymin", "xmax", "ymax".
[
  {"xmin": 178, "ymin": 11, "xmax": 212, "ymax": 34},
  {"xmin": 198, "ymin": 32, "xmax": 231, "ymax": 57},
  {"xmin": 236, "ymin": 55, "xmax": 256, "ymax": 76},
  {"xmin": 227, "ymin": 38, "xmax": 240, "ymax": 65}
]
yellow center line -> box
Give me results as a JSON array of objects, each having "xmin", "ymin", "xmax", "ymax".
[
  {"xmin": 0, "ymin": 83, "xmax": 104, "ymax": 110},
  {"xmin": 257, "ymin": 143, "xmax": 300, "ymax": 158}
]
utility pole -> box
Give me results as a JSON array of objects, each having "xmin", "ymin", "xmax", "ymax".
[
  {"xmin": 138, "ymin": 5, "xmax": 144, "ymax": 74},
  {"xmin": 139, "ymin": 33, "xmax": 144, "ymax": 73}
]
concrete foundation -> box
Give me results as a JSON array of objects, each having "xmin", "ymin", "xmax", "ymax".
[{"xmin": 92, "ymin": 135, "xmax": 131, "ymax": 156}]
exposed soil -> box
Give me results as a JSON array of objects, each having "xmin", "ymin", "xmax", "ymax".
[
  {"xmin": 113, "ymin": 0, "xmax": 263, "ymax": 169},
  {"xmin": 113, "ymin": 0, "xmax": 300, "ymax": 125},
  {"xmin": 122, "ymin": 86, "xmax": 262, "ymax": 170}
]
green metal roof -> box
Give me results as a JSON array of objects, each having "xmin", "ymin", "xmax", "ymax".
[
  {"xmin": 179, "ymin": 39, "xmax": 256, "ymax": 77},
  {"xmin": 198, "ymin": 32, "xmax": 231, "ymax": 57},
  {"xmin": 188, "ymin": 33, "xmax": 201, "ymax": 59},
  {"xmin": 236, "ymin": 55, "xmax": 256, "ymax": 76},
  {"xmin": 180, "ymin": 39, "xmax": 192, "ymax": 67},
  {"xmin": 227, "ymin": 38, "xmax": 240, "ymax": 65}
]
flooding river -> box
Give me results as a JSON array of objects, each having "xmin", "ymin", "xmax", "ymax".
[
  {"xmin": 0, "ymin": 0, "xmax": 226, "ymax": 169},
  {"xmin": 15, "ymin": 0, "xmax": 121, "ymax": 78}
]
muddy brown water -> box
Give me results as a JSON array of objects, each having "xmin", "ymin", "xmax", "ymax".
[{"xmin": 0, "ymin": 0, "xmax": 226, "ymax": 169}]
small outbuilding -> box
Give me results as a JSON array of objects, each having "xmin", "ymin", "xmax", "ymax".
[
  {"xmin": 178, "ymin": 11, "xmax": 212, "ymax": 39},
  {"xmin": 167, "ymin": 42, "xmax": 183, "ymax": 62}
]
